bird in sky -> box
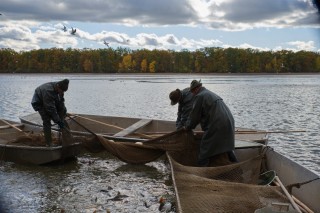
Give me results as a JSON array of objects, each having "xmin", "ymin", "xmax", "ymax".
[
  {"xmin": 70, "ymin": 27, "xmax": 76, "ymax": 35},
  {"xmin": 62, "ymin": 25, "xmax": 67, "ymax": 32},
  {"xmin": 104, "ymin": 40, "xmax": 109, "ymax": 47}
]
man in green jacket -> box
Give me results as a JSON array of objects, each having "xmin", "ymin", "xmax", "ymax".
[
  {"xmin": 185, "ymin": 80, "xmax": 237, "ymax": 166},
  {"xmin": 31, "ymin": 79, "xmax": 69, "ymax": 146},
  {"xmin": 169, "ymin": 87, "xmax": 194, "ymax": 130}
]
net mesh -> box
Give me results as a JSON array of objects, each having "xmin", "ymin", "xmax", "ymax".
[
  {"xmin": 83, "ymin": 130, "xmax": 293, "ymax": 212},
  {"xmin": 169, "ymin": 155, "xmax": 290, "ymax": 213},
  {"xmin": 4, "ymin": 132, "xmax": 61, "ymax": 146},
  {"xmin": 172, "ymin": 171, "xmax": 288, "ymax": 213}
]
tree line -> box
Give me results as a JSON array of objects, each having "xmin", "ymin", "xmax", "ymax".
[{"xmin": 0, "ymin": 47, "xmax": 319, "ymax": 73}]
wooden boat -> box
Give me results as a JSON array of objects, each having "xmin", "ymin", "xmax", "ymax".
[
  {"xmin": 0, "ymin": 119, "xmax": 82, "ymax": 165},
  {"xmin": 20, "ymin": 113, "xmax": 319, "ymax": 212},
  {"xmin": 166, "ymin": 140, "xmax": 320, "ymax": 213},
  {"xmin": 20, "ymin": 112, "xmax": 269, "ymax": 143}
]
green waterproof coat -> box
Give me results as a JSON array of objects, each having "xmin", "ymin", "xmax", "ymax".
[
  {"xmin": 186, "ymin": 87, "xmax": 235, "ymax": 162},
  {"xmin": 31, "ymin": 82, "xmax": 66, "ymax": 124}
]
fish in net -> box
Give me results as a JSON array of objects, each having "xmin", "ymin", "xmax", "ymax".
[
  {"xmin": 6, "ymin": 132, "xmax": 60, "ymax": 146},
  {"xmin": 82, "ymin": 129, "xmax": 296, "ymax": 212}
]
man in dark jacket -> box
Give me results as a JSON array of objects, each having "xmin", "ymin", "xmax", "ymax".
[
  {"xmin": 31, "ymin": 79, "xmax": 69, "ymax": 146},
  {"xmin": 169, "ymin": 88, "xmax": 194, "ymax": 130},
  {"xmin": 185, "ymin": 80, "xmax": 237, "ymax": 166}
]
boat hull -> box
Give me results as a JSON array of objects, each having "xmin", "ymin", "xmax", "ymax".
[
  {"xmin": 169, "ymin": 146, "xmax": 319, "ymax": 213},
  {"xmin": 0, "ymin": 144, "xmax": 80, "ymax": 165},
  {"xmin": 20, "ymin": 113, "xmax": 269, "ymax": 143},
  {"xmin": 266, "ymin": 149, "xmax": 320, "ymax": 212},
  {"xmin": 19, "ymin": 113, "xmax": 319, "ymax": 211},
  {"xmin": 0, "ymin": 119, "xmax": 81, "ymax": 165}
]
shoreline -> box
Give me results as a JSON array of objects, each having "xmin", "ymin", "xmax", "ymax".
[{"xmin": 1, "ymin": 72, "xmax": 320, "ymax": 76}]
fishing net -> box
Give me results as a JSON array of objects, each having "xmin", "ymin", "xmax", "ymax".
[
  {"xmin": 4, "ymin": 132, "xmax": 61, "ymax": 146},
  {"xmin": 171, "ymin": 169, "xmax": 289, "ymax": 212},
  {"xmin": 0, "ymin": 125, "xmax": 295, "ymax": 212},
  {"xmin": 83, "ymin": 129, "xmax": 295, "ymax": 213},
  {"xmin": 169, "ymin": 155, "xmax": 294, "ymax": 213},
  {"xmin": 89, "ymin": 129, "xmax": 194, "ymax": 164}
]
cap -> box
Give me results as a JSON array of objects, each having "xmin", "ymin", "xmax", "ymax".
[
  {"xmin": 169, "ymin": 89, "xmax": 181, "ymax": 105},
  {"xmin": 57, "ymin": 79, "xmax": 69, "ymax": 92},
  {"xmin": 190, "ymin": 80, "xmax": 202, "ymax": 91}
]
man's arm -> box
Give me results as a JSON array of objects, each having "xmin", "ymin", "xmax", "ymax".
[{"xmin": 185, "ymin": 96, "xmax": 202, "ymax": 130}]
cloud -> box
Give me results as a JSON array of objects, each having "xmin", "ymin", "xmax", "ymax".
[
  {"xmin": 0, "ymin": 38, "xmax": 40, "ymax": 51},
  {"xmin": 204, "ymin": 0, "xmax": 319, "ymax": 30},
  {"xmin": 222, "ymin": 43, "xmax": 270, "ymax": 52},
  {"xmin": 0, "ymin": 21, "xmax": 78, "ymax": 51},
  {"xmin": 287, "ymin": 40, "xmax": 316, "ymax": 51},
  {"xmin": 1, "ymin": 0, "xmax": 318, "ymax": 28},
  {"xmin": 0, "ymin": 20, "xmax": 318, "ymax": 52},
  {"xmin": 0, "ymin": 21, "xmax": 38, "ymax": 48},
  {"xmin": 0, "ymin": 0, "xmax": 197, "ymax": 25},
  {"xmin": 0, "ymin": 0, "xmax": 319, "ymax": 51},
  {"xmin": 0, "ymin": 19, "xmax": 223, "ymax": 51}
]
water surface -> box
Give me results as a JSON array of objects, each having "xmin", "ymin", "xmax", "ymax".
[{"xmin": 0, "ymin": 73, "xmax": 319, "ymax": 212}]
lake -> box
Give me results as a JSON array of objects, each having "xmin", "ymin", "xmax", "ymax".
[{"xmin": 0, "ymin": 73, "xmax": 319, "ymax": 212}]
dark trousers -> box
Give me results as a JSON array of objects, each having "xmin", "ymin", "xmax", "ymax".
[
  {"xmin": 38, "ymin": 109, "xmax": 53, "ymax": 146},
  {"xmin": 38, "ymin": 109, "xmax": 66, "ymax": 146}
]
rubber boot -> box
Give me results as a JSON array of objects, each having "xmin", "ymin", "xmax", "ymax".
[
  {"xmin": 197, "ymin": 158, "xmax": 210, "ymax": 167},
  {"xmin": 38, "ymin": 110, "xmax": 53, "ymax": 147},
  {"xmin": 63, "ymin": 119, "xmax": 70, "ymax": 130},
  {"xmin": 43, "ymin": 128, "xmax": 52, "ymax": 147},
  {"xmin": 227, "ymin": 150, "xmax": 238, "ymax": 163}
]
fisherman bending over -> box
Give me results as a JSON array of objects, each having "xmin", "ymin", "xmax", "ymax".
[
  {"xmin": 185, "ymin": 80, "xmax": 238, "ymax": 166},
  {"xmin": 31, "ymin": 79, "xmax": 69, "ymax": 146},
  {"xmin": 169, "ymin": 87, "xmax": 194, "ymax": 130}
]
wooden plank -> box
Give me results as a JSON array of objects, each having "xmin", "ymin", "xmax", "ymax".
[
  {"xmin": 0, "ymin": 119, "xmax": 24, "ymax": 132},
  {"xmin": 235, "ymin": 140, "xmax": 263, "ymax": 149},
  {"xmin": 114, "ymin": 119, "xmax": 152, "ymax": 137},
  {"xmin": 0, "ymin": 124, "xmax": 24, "ymax": 130},
  {"xmin": 20, "ymin": 113, "xmax": 43, "ymax": 126}
]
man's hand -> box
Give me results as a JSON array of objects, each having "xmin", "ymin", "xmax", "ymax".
[
  {"xmin": 57, "ymin": 121, "xmax": 65, "ymax": 129},
  {"xmin": 183, "ymin": 126, "xmax": 192, "ymax": 131}
]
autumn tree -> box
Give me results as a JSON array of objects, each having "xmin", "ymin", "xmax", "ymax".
[
  {"xmin": 1, "ymin": 47, "xmax": 320, "ymax": 73},
  {"xmin": 119, "ymin": 54, "xmax": 132, "ymax": 72},
  {"xmin": 141, "ymin": 59, "xmax": 148, "ymax": 72},
  {"xmin": 83, "ymin": 59, "xmax": 93, "ymax": 72},
  {"xmin": 149, "ymin": 61, "xmax": 156, "ymax": 73}
]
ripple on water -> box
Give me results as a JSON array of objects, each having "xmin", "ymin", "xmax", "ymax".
[{"xmin": 1, "ymin": 74, "xmax": 320, "ymax": 212}]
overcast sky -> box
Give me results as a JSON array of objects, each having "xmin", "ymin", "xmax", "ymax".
[{"xmin": 0, "ymin": 0, "xmax": 319, "ymax": 52}]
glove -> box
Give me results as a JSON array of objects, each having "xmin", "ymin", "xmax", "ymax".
[
  {"xmin": 177, "ymin": 126, "xmax": 186, "ymax": 131},
  {"xmin": 57, "ymin": 121, "xmax": 65, "ymax": 129},
  {"xmin": 183, "ymin": 126, "xmax": 191, "ymax": 131}
]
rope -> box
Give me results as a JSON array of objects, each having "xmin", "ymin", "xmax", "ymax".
[
  {"xmin": 69, "ymin": 114, "xmax": 153, "ymax": 139},
  {"xmin": 287, "ymin": 177, "xmax": 320, "ymax": 194},
  {"xmin": 0, "ymin": 119, "xmax": 24, "ymax": 132}
]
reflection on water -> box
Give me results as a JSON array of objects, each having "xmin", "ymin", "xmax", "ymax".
[{"xmin": 0, "ymin": 73, "xmax": 319, "ymax": 212}]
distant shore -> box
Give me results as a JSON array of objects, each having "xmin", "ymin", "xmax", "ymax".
[
  {"xmin": 1, "ymin": 72, "xmax": 320, "ymax": 76},
  {"xmin": 0, "ymin": 73, "xmax": 320, "ymax": 77}
]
